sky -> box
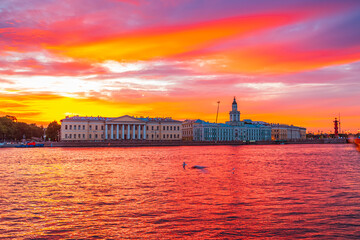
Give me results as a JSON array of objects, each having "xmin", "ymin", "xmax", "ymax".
[{"xmin": 0, "ymin": 0, "xmax": 360, "ymax": 133}]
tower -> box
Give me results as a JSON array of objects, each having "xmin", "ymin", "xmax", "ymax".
[
  {"xmin": 334, "ymin": 117, "xmax": 339, "ymax": 137},
  {"xmin": 229, "ymin": 97, "xmax": 240, "ymax": 122}
]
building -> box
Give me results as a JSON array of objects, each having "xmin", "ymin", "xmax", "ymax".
[
  {"xmin": 226, "ymin": 97, "xmax": 271, "ymax": 141},
  {"xmin": 138, "ymin": 117, "xmax": 182, "ymax": 141},
  {"xmin": 60, "ymin": 97, "xmax": 306, "ymax": 142},
  {"xmin": 229, "ymin": 97, "xmax": 241, "ymax": 122},
  {"xmin": 193, "ymin": 120, "xmax": 234, "ymax": 141},
  {"xmin": 182, "ymin": 119, "xmax": 199, "ymax": 141},
  {"xmin": 60, "ymin": 115, "xmax": 182, "ymax": 141},
  {"xmin": 271, "ymin": 124, "xmax": 306, "ymax": 141}
]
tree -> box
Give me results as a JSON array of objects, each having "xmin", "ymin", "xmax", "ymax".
[
  {"xmin": 0, "ymin": 116, "xmax": 44, "ymax": 141},
  {"xmin": 0, "ymin": 117, "xmax": 15, "ymax": 141},
  {"xmin": 46, "ymin": 121, "xmax": 61, "ymax": 141}
]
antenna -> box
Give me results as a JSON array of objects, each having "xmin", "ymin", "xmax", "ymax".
[
  {"xmin": 339, "ymin": 113, "xmax": 341, "ymax": 134},
  {"xmin": 216, "ymin": 101, "xmax": 220, "ymax": 123}
]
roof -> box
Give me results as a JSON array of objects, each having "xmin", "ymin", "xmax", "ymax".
[
  {"xmin": 270, "ymin": 123, "xmax": 305, "ymax": 129},
  {"xmin": 194, "ymin": 119, "xmax": 233, "ymax": 128},
  {"xmin": 232, "ymin": 96, "xmax": 237, "ymax": 105},
  {"xmin": 61, "ymin": 116, "xmax": 110, "ymax": 121},
  {"xmin": 137, "ymin": 117, "xmax": 182, "ymax": 123},
  {"xmin": 182, "ymin": 119, "xmax": 200, "ymax": 123}
]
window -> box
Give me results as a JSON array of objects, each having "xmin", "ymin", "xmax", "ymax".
[
  {"xmin": 65, "ymin": 134, "xmax": 68, "ymax": 138},
  {"xmin": 147, "ymin": 126, "xmax": 149, "ymax": 130},
  {"xmin": 95, "ymin": 125, "xmax": 98, "ymax": 130},
  {"xmin": 167, "ymin": 126, "xmax": 169, "ymax": 131},
  {"xmin": 177, "ymin": 134, "xmax": 179, "ymax": 138},
  {"xmin": 69, "ymin": 125, "xmax": 72, "ymax": 130},
  {"xmin": 163, "ymin": 126, "xmax": 165, "ymax": 130},
  {"xmin": 170, "ymin": 134, "xmax": 172, "ymax": 138},
  {"xmin": 170, "ymin": 126, "xmax": 172, "ymax": 130},
  {"xmin": 89, "ymin": 134, "xmax": 92, "ymax": 139},
  {"xmin": 83, "ymin": 125, "xmax": 85, "ymax": 130},
  {"xmin": 65, "ymin": 125, "xmax": 68, "ymax": 130},
  {"xmin": 89, "ymin": 125, "xmax": 92, "ymax": 130},
  {"xmin": 95, "ymin": 134, "xmax": 98, "ymax": 138},
  {"xmin": 101, "ymin": 126, "xmax": 104, "ymax": 130},
  {"xmin": 152, "ymin": 126, "xmax": 154, "ymax": 130},
  {"xmin": 163, "ymin": 134, "xmax": 165, "ymax": 138},
  {"xmin": 69, "ymin": 134, "xmax": 72, "ymax": 138},
  {"xmin": 177, "ymin": 126, "xmax": 179, "ymax": 131},
  {"xmin": 152, "ymin": 134, "xmax": 154, "ymax": 139},
  {"xmin": 74, "ymin": 134, "xmax": 76, "ymax": 139},
  {"xmin": 167, "ymin": 134, "xmax": 169, "ymax": 138},
  {"xmin": 101, "ymin": 134, "xmax": 103, "ymax": 138},
  {"xmin": 78, "ymin": 134, "xmax": 81, "ymax": 138},
  {"xmin": 83, "ymin": 134, "xmax": 85, "ymax": 138},
  {"xmin": 146, "ymin": 134, "xmax": 148, "ymax": 138},
  {"xmin": 157, "ymin": 126, "xmax": 159, "ymax": 130}
]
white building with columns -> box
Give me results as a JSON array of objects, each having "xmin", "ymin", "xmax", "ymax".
[{"xmin": 60, "ymin": 115, "xmax": 182, "ymax": 141}]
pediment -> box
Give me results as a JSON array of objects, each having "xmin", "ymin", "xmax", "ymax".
[{"xmin": 107, "ymin": 115, "xmax": 145, "ymax": 124}]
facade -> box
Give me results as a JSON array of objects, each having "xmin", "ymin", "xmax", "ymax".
[
  {"xmin": 61, "ymin": 116, "xmax": 107, "ymax": 141},
  {"xmin": 192, "ymin": 97, "xmax": 273, "ymax": 142},
  {"xmin": 193, "ymin": 120, "xmax": 234, "ymax": 141},
  {"xmin": 226, "ymin": 98, "xmax": 272, "ymax": 141},
  {"xmin": 271, "ymin": 124, "xmax": 306, "ymax": 141},
  {"xmin": 138, "ymin": 117, "xmax": 182, "ymax": 140},
  {"xmin": 182, "ymin": 119, "xmax": 199, "ymax": 141},
  {"xmin": 60, "ymin": 115, "xmax": 181, "ymax": 141},
  {"xmin": 60, "ymin": 97, "xmax": 306, "ymax": 142}
]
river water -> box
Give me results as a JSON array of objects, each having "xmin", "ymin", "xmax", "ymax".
[{"xmin": 0, "ymin": 144, "xmax": 360, "ymax": 239}]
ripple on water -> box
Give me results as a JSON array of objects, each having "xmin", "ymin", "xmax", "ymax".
[{"xmin": 0, "ymin": 145, "xmax": 360, "ymax": 239}]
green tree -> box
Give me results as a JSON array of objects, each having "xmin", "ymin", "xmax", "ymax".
[
  {"xmin": 46, "ymin": 121, "xmax": 61, "ymax": 141},
  {"xmin": 0, "ymin": 116, "xmax": 44, "ymax": 141},
  {"xmin": 0, "ymin": 117, "xmax": 15, "ymax": 140}
]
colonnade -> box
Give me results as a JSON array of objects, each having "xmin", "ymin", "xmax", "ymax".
[
  {"xmin": 216, "ymin": 128, "xmax": 233, "ymax": 141},
  {"xmin": 105, "ymin": 123, "xmax": 146, "ymax": 140}
]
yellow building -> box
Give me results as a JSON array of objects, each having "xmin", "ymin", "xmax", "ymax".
[
  {"xmin": 60, "ymin": 115, "xmax": 182, "ymax": 141},
  {"xmin": 271, "ymin": 124, "xmax": 306, "ymax": 141},
  {"xmin": 139, "ymin": 117, "xmax": 182, "ymax": 141},
  {"xmin": 182, "ymin": 119, "xmax": 199, "ymax": 141}
]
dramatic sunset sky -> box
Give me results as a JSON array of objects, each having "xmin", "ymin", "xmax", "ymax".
[{"xmin": 1, "ymin": 0, "xmax": 360, "ymax": 132}]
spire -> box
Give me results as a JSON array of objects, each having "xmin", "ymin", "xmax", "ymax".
[{"xmin": 232, "ymin": 96, "xmax": 236, "ymax": 105}]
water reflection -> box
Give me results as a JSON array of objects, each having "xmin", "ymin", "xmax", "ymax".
[{"xmin": 0, "ymin": 145, "xmax": 360, "ymax": 239}]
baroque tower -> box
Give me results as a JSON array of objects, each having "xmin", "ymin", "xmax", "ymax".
[{"xmin": 229, "ymin": 97, "xmax": 240, "ymax": 122}]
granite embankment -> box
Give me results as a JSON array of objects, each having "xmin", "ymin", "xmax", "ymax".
[
  {"xmin": 0, "ymin": 138, "xmax": 347, "ymax": 148},
  {"xmin": 44, "ymin": 138, "xmax": 346, "ymax": 148}
]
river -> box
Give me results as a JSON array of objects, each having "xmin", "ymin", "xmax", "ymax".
[{"xmin": 1, "ymin": 144, "xmax": 360, "ymax": 239}]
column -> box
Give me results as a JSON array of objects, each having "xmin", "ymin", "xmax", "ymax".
[
  {"xmin": 132, "ymin": 124, "xmax": 136, "ymax": 139},
  {"xmin": 143, "ymin": 125, "xmax": 146, "ymax": 139},
  {"xmin": 116, "ymin": 124, "xmax": 119, "ymax": 139},
  {"xmin": 127, "ymin": 124, "xmax": 130, "ymax": 139},
  {"xmin": 110, "ymin": 124, "xmax": 113, "ymax": 140},
  {"xmin": 105, "ymin": 124, "xmax": 108, "ymax": 140},
  {"xmin": 138, "ymin": 125, "xmax": 141, "ymax": 139},
  {"xmin": 122, "ymin": 124, "xmax": 125, "ymax": 139}
]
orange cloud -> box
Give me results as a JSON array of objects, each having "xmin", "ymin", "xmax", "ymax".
[
  {"xmin": 199, "ymin": 44, "xmax": 360, "ymax": 74},
  {"xmin": 47, "ymin": 13, "xmax": 302, "ymax": 62}
]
